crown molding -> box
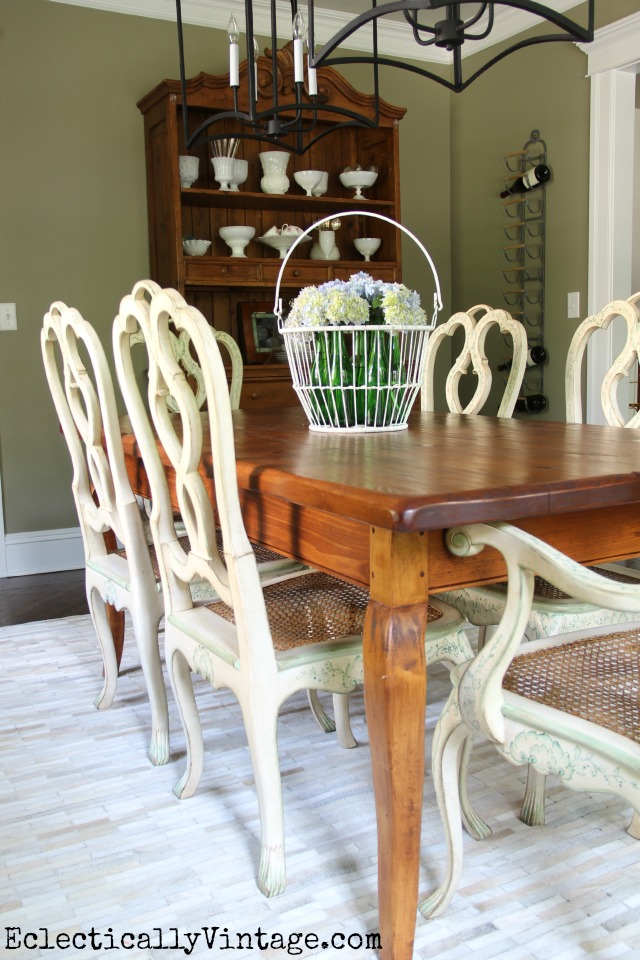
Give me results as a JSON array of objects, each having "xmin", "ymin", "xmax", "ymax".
[
  {"xmin": 578, "ymin": 11, "xmax": 640, "ymax": 76},
  {"xmin": 48, "ymin": 0, "xmax": 585, "ymax": 65}
]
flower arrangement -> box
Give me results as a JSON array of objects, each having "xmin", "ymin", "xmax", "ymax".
[{"xmin": 285, "ymin": 272, "xmax": 428, "ymax": 329}]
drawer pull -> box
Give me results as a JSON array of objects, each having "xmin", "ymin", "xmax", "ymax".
[
  {"xmin": 292, "ymin": 269, "xmax": 301, "ymax": 277},
  {"xmin": 251, "ymin": 391, "xmax": 261, "ymax": 400},
  {"xmin": 221, "ymin": 265, "xmax": 228, "ymax": 275}
]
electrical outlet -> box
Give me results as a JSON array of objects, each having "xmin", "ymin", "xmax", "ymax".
[
  {"xmin": 0, "ymin": 303, "xmax": 17, "ymax": 331},
  {"xmin": 567, "ymin": 292, "xmax": 580, "ymax": 319}
]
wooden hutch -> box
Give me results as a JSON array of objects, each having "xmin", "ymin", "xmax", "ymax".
[{"xmin": 137, "ymin": 46, "xmax": 406, "ymax": 408}]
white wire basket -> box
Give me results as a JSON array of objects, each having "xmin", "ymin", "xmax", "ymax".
[{"xmin": 274, "ymin": 212, "xmax": 442, "ymax": 433}]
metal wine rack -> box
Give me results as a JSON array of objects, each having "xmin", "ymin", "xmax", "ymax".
[{"xmin": 501, "ymin": 129, "xmax": 547, "ymax": 411}]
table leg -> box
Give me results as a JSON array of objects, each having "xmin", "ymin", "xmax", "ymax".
[
  {"xmin": 103, "ymin": 526, "xmax": 125, "ymax": 670},
  {"xmin": 106, "ymin": 604, "xmax": 125, "ymax": 670},
  {"xmin": 365, "ymin": 527, "xmax": 430, "ymax": 960}
]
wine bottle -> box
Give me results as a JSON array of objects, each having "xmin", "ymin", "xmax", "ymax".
[
  {"xmin": 497, "ymin": 345, "xmax": 547, "ymax": 372},
  {"xmin": 515, "ymin": 393, "xmax": 547, "ymax": 413},
  {"xmin": 500, "ymin": 164, "xmax": 551, "ymax": 199}
]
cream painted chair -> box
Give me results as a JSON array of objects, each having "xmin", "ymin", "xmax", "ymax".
[
  {"xmin": 436, "ymin": 296, "xmax": 640, "ymax": 823},
  {"xmin": 420, "ymin": 520, "xmax": 640, "ymax": 921},
  {"xmin": 439, "ymin": 296, "xmax": 640, "ymax": 644},
  {"xmin": 112, "ymin": 284, "xmax": 376, "ymax": 896},
  {"xmin": 41, "ymin": 302, "xmax": 169, "ymax": 765},
  {"xmin": 421, "ymin": 304, "xmax": 528, "ymax": 418}
]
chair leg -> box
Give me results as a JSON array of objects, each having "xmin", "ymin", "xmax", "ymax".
[
  {"xmin": 169, "ymin": 646, "xmax": 204, "ymax": 800},
  {"xmin": 130, "ymin": 605, "xmax": 169, "ymax": 766},
  {"xmin": 307, "ymin": 688, "xmax": 336, "ymax": 733},
  {"xmin": 334, "ymin": 693, "xmax": 357, "ymax": 749},
  {"xmin": 307, "ymin": 690, "xmax": 358, "ymax": 748},
  {"xmin": 458, "ymin": 736, "xmax": 491, "ymax": 840},
  {"xmin": 242, "ymin": 704, "xmax": 286, "ymax": 898},
  {"xmin": 87, "ymin": 586, "xmax": 119, "ymax": 711},
  {"xmin": 418, "ymin": 698, "xmax": 471, "ymax": 920},
  {"xmin": 428, "ymin": 636, "xmax": 488, "ymax": 838},
  {"xmin": 520, "ymin": 765, "xmax": 547, "ymax": 826},
  {"xmin": 628, "ymin": 811, "xmax": 640, "ymax": 839}
]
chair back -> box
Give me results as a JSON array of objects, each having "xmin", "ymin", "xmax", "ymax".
[
  {"xmin": 129, "ymin": 282, "xmax": 244, "ymax": 412},
  {"xmin": 41, "ymin": 302, "xmax": 150, "ymax": 572},
  {"xmin": 113, "ymin": 286, "xmax": 271, "ymax": 649},
  {"xmin": 421, "ymin": 305, "xmax": 527, "ymax": 418},
  {"xmin": 565, "ymin": 294, "xmax": 640, "ymax": 426}
]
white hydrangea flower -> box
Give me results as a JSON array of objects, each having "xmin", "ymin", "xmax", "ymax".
[{"xmin": 285, "ymin": 273, "xmax": 427, "ymax": 328}]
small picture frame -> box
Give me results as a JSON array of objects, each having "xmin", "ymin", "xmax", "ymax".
[{"xmin": 238, "ymin": 301, "xmax": 286, "ymax": 364}]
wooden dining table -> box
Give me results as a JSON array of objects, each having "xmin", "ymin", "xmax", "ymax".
[{"xmin": 121, "ymin": 405, "xmax": 640, "ymax": 960}]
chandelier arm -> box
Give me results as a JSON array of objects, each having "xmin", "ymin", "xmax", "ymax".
[
  {"xmin": 320, "ymin": 54, "xmax": 459, "ymax": 92},
  {"xmin": 479, "ymin": 0, "xmax": 592, "ymax": 39},
  {"xmin": 402, "ymin": 9, "xmax": 437, "ymax": 38},
  {"xmin": 311, "ymin": 0, "xmax": 434, "ymax": 66},
  {"xmin": 185, "ymin": 105, "xmax": 379, "ymax": 154},
  {"xmin": 456, "ymin": 31, "xmax": 585, "ymax": 91},
  {"xmin": 464, "ymin": 5, "xmax": 494, "ymax": 41},
  {"xmin": 461, "ymin": 2, "xmax": 490, "ymax": 30},
  {"xmin": 311, "ymin": 0, "xmax": 592, "ymax": 69},
  {"xmin": 189, "ymin": 117, "xmax": 378, "ymax": 156},
  {"xmin": 453, "ymin": 44, "xmax": 462, "ymax": 89},
  {"xmin": 176, "ymin": 0, "xmax": 190, "ymax": 150},
  {"xmin": 321, "ymin": 5, "xmax": 593, "ymax": 96},
  {"xmin": 245, "ymin": 0, "xmax": 256, "ymax": 120},
  {"xmin": 269, "ymin": 0, "xmax": 279, "ymax": 120}
]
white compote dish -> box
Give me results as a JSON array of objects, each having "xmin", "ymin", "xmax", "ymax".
[
  {"xmin": 354, "ymin": 237, "xmax": 381, "ymax": 261},
  {"xmin": 339, "ymin": 169, "xmax": 378, "ymax": 199},
  {"xmin": 219, "ymin": 225, "xmax": 255, "ymax": 257}
]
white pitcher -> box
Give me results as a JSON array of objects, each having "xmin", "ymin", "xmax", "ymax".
[{"xmin": 259, "ymin": 151, "xmax": 290, "ymax": 195}]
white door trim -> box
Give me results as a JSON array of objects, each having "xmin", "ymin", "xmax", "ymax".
[{"xmin": 581, "ymin": 14, "xmax": 640, "ymax": 424}]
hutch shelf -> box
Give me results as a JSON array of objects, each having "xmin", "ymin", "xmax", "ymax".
[{"xmin": 137, "ymin": 45, "xmax": 405, "ymax": 407}]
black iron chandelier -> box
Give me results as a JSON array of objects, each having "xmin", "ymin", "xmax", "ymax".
[{"xmin": 176, "ymin": 1, "xmax": 594, "ymax": 155}]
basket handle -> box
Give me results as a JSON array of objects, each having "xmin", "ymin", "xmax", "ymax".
[{"xmin": 274, "ymin": 211, "xmax": 443, "ymax": 328}]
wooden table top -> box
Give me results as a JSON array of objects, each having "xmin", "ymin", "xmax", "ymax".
[{"xmin": 121, "ymin": 407, "xmax": 640, "ymax": 533}]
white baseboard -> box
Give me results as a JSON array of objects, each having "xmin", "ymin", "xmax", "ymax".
[{"xmin": 4, "ymin": 527, "xmax": 85, "ymax": 577}]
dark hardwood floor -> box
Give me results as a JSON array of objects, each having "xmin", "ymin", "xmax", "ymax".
[{"xmin": 0, "ymin": 569, "xmax": 88, "ymax": 627}]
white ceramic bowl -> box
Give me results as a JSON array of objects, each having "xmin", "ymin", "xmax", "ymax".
[
  {"xmin": 311, "ymin": 171, "xmax": 329, "ymax": 196},
  {"xmin": 182, "ymin": 238, "xmax": 211, "ymax": 256},
  {"xmin": 212, "ymin": 156, "xmax": 236, "ymax": 190},
  {"xmin": 228, "ymin": 159, "xmax": 248, "ymax": 191},
  {"xmin": 354, "ymin": 237, "xmax": 382, "ymax": 261},
  {"xmin": 294, "ymin": 170, "xmax": 325, "ymax": 196},
  {"xmin": 219, "ymin": 225, "xmax": 255, "ymax": 257},
  {"xmin": 339, "ymin": 169, "xmax": 378, "ymax": 199},
  {"xmin": 258, "ymin": 233, "xmax": 312, "ymax": 259}
]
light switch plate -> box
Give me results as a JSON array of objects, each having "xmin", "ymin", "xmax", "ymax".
[
  {"xmin": 567, "ymin": 292, "xmax": 580, "ymax": 319},
  {"xmin": 0, "ymin": 303, "xmax": 17, "ymax": 331}
]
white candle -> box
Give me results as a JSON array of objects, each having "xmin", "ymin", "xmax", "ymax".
[
  {"xmin": 293, "ymin": 11, "xmax": 305, "ymax": 84},
  {"xmin": 308, "ymin": 64, "xmax": 317, "ymax": 96},
  {"xmin": 228, "ymin": 15, "xmax": 240, "ymax": 88},
  {"xmin": 253, "ymin": 36, "xmax": 259, "ymax": 100}
]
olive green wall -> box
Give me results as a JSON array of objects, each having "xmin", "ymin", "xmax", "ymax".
[{"xmin": 0, "ymin": 0, "xmax": 636, "ymax": 540}]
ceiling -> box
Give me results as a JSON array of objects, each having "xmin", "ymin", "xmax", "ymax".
[{"xmin": 48, "ymin": 1, "xmax": 586, "ymax": 65}]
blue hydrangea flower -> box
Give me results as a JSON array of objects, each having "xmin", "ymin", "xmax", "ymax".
[{"xmin": 285, "ymin": 273, "xmax": 427, "ymax": 328}]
